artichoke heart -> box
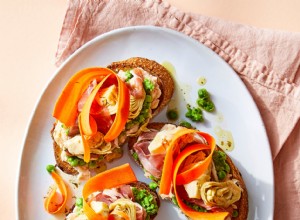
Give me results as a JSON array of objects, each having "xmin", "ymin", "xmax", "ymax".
[
  {"xmin": 98, "ymin": 84, "xmax": 118, "ymax": 115},
  {"xmin": 128, "ymin": 95, "xmax": 144, "ymax": 119},
  {"xmin": 90, "ymin": 142, "xmax": 113, "ymax": 155},
  {"xmin": 90, "ymin": 201, "xmax": 109, "ymax": 217},
  {"xmin": 200, "ymin": 180, "xmax": 242, "ymax": 208},
  {"xmin": 109, "ymin": 198, "xmax": 136, "ymax": 220},
  {"xmin": 184, "ymin": 165, "xmax": 211, "ymax": 199}
]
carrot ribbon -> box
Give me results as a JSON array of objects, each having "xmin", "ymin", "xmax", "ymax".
[
  {"xmin": 159, "ymin": 128, "xmax": 195, "ymax": 195},
  {"xmin": 53, "ymin": 68, "xmax": 112, "ymax": 127},
  {"xmin": 82, "ymin": 163, "xmax": 137, "ymax": 220},
  {"xmin": 44, "ymin": 170, "xmax": 68, "ymax": 214},
  {"xmin": 53, "ymin": 67, "xmax": 130, "ymax": 162},
  {"xmin": 159, "ymin": 129, "xmax": 228, "ymax": 219}
]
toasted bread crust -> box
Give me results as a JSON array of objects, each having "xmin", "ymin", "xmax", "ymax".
[
  {"xmin": 220, "ymin": 148, "xmax": 248, "ymax": 220},
  {"xmin": 51, "ymin": 123, "xmax": 79, "ymax": 175},
  {"xmin": 128, "ymin": 123, "xmax": 248, "ymax": 220},
  {"xmin": 51, "ymin": 124, "xmax": 105, "ymax": 176},
  {"xmin": 107, "ymin": 57, "xmax": 174, "ymax": 116}
]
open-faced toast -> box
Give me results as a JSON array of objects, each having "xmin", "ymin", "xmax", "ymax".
[
  {"xmin": 65, "ymin": 164, "xmax": 160, "ymax": 220},
  {"xmin": 128, "ymin": 123, "xmax": 248, "ymax": 220},
  {"xmin": 51, "ymin": 57, "xmax": 174, "ymax": 176}
]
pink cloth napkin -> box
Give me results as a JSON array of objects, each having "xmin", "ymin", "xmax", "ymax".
[{"xmin": 55, "ymin": 0, "xmax": 300, "ymax": 219}]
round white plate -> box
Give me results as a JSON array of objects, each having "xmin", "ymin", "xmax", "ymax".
[{"xmin": 17, "ymin": 26, "xmax": 274, "ymax": 220}]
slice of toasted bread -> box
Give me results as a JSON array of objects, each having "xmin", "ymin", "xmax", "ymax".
[
  {"xmin": 51, "ymin": 123, "xmax": 108, "ymax": 176},
  {"xmin": 66, "ymin": 181, "xmax": 160, "ymax": 220},
  {"xmin": 128, "ymin": 122, "xmax": 248, "ymax": 220},
  {"xmin": 51, "ymin": 58, "xmax": 174, "ymax": 176},
  {"xmin": 107, "ymin": 57, "xmax": 174, "ymax": 116}
]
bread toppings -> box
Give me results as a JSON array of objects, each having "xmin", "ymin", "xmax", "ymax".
[
  {"xmin": 51, "ymin": 57, "xmax": 174, "ymax": 177},
  {"xmin": 65, "ymin": 164, "xmax": 159, "ymax": 220},
  {"xmin": 129, "ymin": 123, "xmax": 248, "ymax": 219}
]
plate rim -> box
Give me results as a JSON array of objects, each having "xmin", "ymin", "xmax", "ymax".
[{"xmin": 16, "ymin": 25, "xmax": 274, "ymax": 219}]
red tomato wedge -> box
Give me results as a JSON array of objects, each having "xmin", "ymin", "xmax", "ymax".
[
  {"xmin": 44, "ymin": 170, "xmax": 68, "ymax": 214},
  {"xmin": 82, "ymin": 164, "xmax": 137, "ymax": 220}
]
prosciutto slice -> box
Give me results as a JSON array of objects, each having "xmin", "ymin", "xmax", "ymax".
[
  {"xmin": 94, "ymin": 185, "xmax": 134, "ymax": 205},
  {"xmin": 136, "ymin": 129, "xmax": 159, "ymax": 142},
  {"xmin": 77, "ymin": 79, "xmax": 97, "ymax": 112},
  {"xmin": 132, "ymin": 127, "xmax": 207, "ymax": 179},
  {"xmin": 133, "ymin": 133, "xmax": 165, "ymax": 178}
]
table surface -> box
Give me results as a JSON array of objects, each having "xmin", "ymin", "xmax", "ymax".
[{"xmin": 1, "ymin": 0, "xmax": 299, "ymax": 219}]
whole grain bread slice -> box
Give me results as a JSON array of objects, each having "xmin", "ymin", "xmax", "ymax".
[
  {"xmin": 128, "ymin": 122, "xmax": 248, "ymax": 220},
  {"xmin": 66, "ymin": 181, "xmax": 160, "ymax": 219},
  {"xmin": 51, "ymin": 58, "xmax": 174, "ymax": 176},
  {"xmin": 107, "ymin": 57, "xmax": 174, "ymax": 116}
]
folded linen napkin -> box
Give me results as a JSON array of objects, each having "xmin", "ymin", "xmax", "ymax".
[{"xmin": 55, "ymin": 0, "xmax": 300, "ymax": 219}]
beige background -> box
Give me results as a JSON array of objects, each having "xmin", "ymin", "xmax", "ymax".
[{"xmin": 0, "ymin": 0, "xmax": 299, "ymax": 219}]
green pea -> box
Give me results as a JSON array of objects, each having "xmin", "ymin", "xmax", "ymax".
[
  {"xmin": 218, "ymin": 170, "xmax": 227, "ymax": 180},
  {"xmin": 75, "ymin": 198, "xmax": 83, "ymax": 207},
  {"xmin": 232, "ymin": 210, "xmax": 239, "ymax": 217},
  {"xmin": 185, "ymin": 104, "xmax": 204, "ymax": 121},
  {"xmin": 179, "ymin": 121, "xmax": 192, "ymax": 128},
  {"xmin": 68, "ymin": 157, "xmax": 79, "ymax": 167},
  {"xmin": 149, "ymin": 182, "xmax": 158, "ymax": 190},
  {"xmin": 198, "ymin": 88, "xmax": 210, "ymax": 99},
  {"xmin": 193, "ymin": 114, "xmax": 203, "ymax": 122},
  {"xmin": 46, "ymin": 164, "xmax": 55, "ymax": 173},
  {"xmin": 167, "ymin": 109, "xmax": 178, "ymax": 120},
  {"xmin": 224, "ymin": 163, "xmax": 230, "ymax": 173},
  {"xmin": 205, "ymin": 101, "xmax": 215, "ymax": 112}
]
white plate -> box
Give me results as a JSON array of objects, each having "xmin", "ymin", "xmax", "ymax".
[{"xmin": 17, "ymin": 26, "xmax": 274, "ymax": 220}]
